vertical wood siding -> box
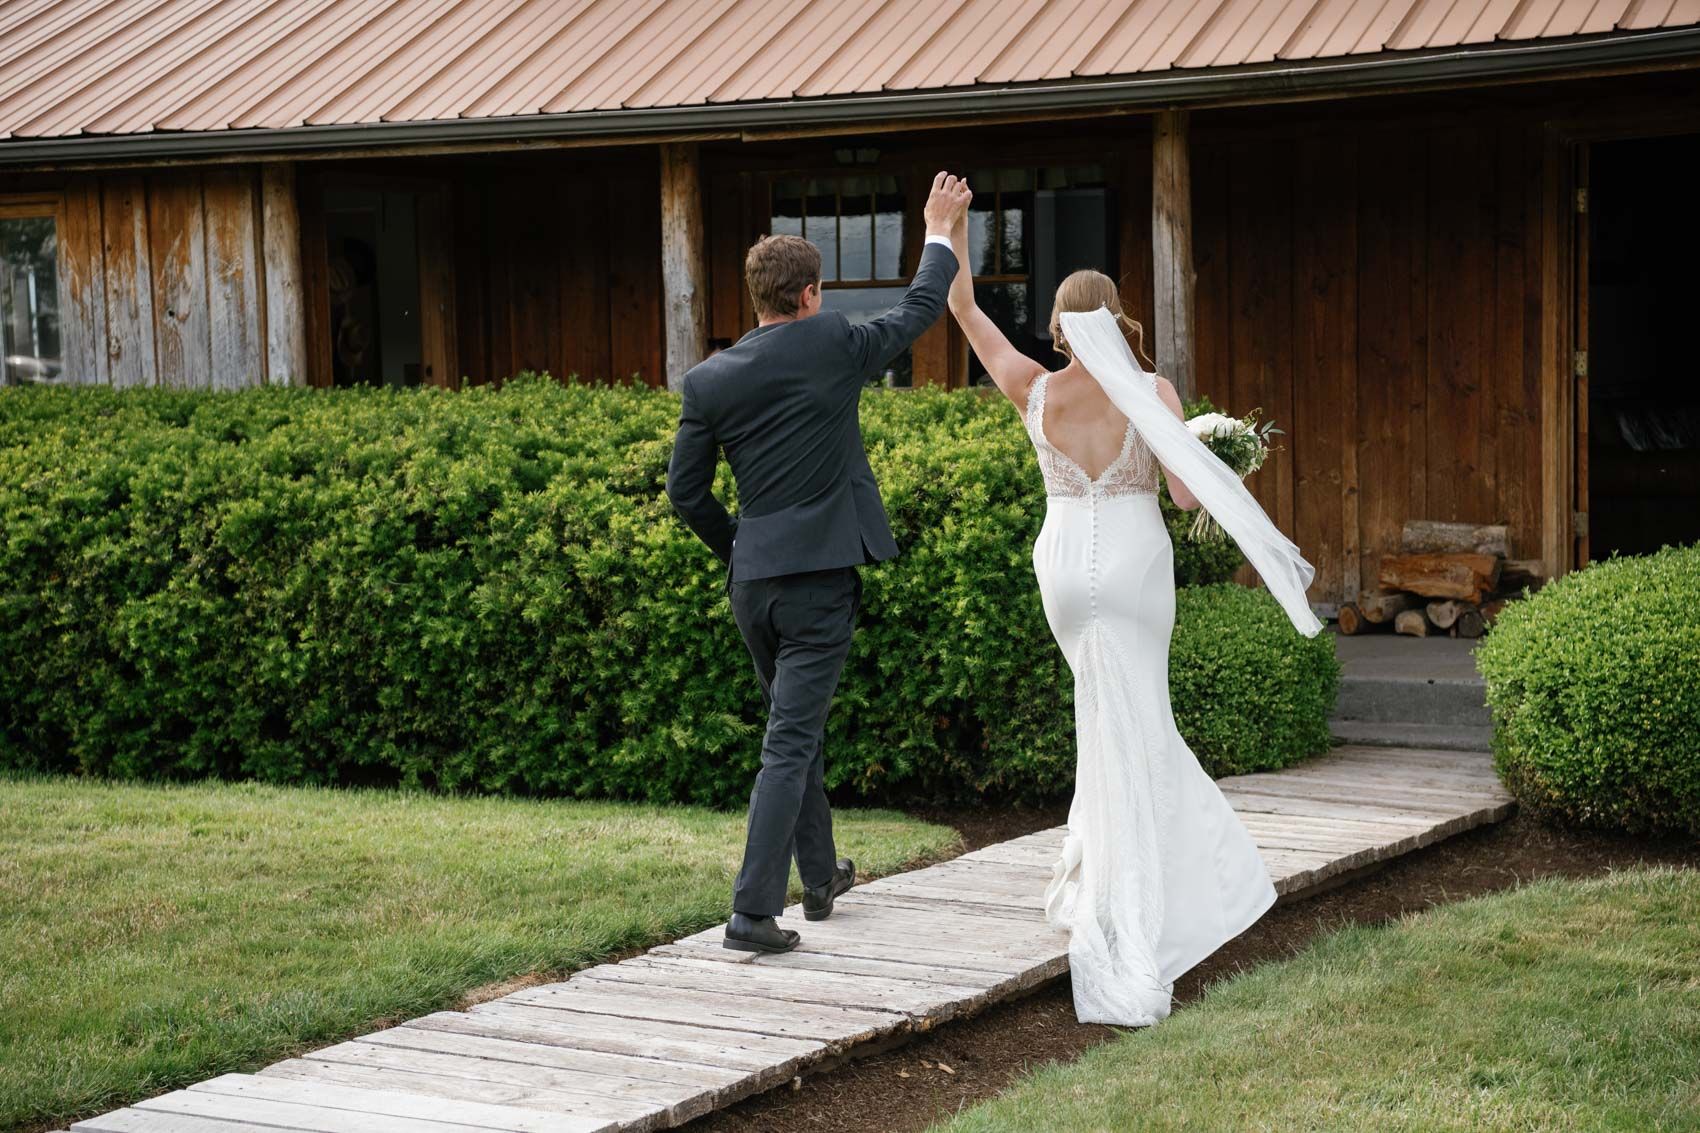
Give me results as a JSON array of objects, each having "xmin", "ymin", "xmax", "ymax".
[
  {"xmin": 1190, "ymin": 120, "xmax": 1548, "ymax": 605},
  {"xmin": 452, "ymin": 158, "xmax": 662, "ymax": 387},
  {"xmin": 50, "ymin": 165, "xmax": 272, "ymax": 388}
]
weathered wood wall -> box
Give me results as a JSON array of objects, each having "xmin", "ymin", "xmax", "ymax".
[
  {"xmin": 1179, "ymin": 118, "xmax": 1547, "ymax": 607},
  {"xmin": 53, "ymin": 166, "xmax": 279, "ymax": 387},
  {"xmin": 450, "ymin": 157, "xmax": 663, "ymax": 387}
]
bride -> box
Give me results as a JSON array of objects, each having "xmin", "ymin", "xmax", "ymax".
[{"xmin": 944, "ymin": 212, "xmax": 1324, "ymax": 1026}]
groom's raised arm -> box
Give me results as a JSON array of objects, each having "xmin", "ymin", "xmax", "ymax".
[
  {"xmin": 666, "ymin": 378, "xmax": 736, "ymax": 564},
  {"xmin": 844, "ymin": 172, "xmax": 971, "ymax": 378},
  {"xmin": 843, "ymin": 239, "xmax": 958, "ymax": 377}
]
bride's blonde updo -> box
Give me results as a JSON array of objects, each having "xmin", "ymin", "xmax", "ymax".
[{"xmin": 1048, "ymin": 270, "xmax": 1154, "ymax": 369}]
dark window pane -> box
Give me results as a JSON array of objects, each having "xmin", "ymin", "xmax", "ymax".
[
  {"xmin": 771, "ymin": 179, "xmax": 803, "ymax": 238},
  {"xmin": 840, "ymin": 209, "xmax": 872, "ymax": 281},
  {"xmin": 1000, "ymin": 194, "xmax": 1030, "ymax": 274},
  {"xmin": 874, "ymin": 197, "xmax": 904, "ymax": 279},
  {"xmin": 0, "ymin": 215, "xmax": 62, "ymax": 385},
  {"xmin": 968, "ymin": 206, "xmax": 995, "ymax": 274},
  {"xmin": 804, "ymin": 181, "xmax": 838, "ymax": 280}
]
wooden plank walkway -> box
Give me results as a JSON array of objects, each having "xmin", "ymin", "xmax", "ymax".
[{"xmin": 69, "ymin": 745, "xmax": 1513, "ymax": 1133}]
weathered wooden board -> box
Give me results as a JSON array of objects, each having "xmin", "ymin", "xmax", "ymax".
[
  {"xmin": 190, "ymin": 1073, "xmax": 602, "ymax": 1133},
  {"xmin": 147, "ymin": 172, "xmax": 212, "ymax": 389},
  {"xmin": 259, "ymin": 1059, "xmax": 627, "ymax": 1127},
  {"xmin": 75, "ymin": 1112, "xmax": 265, "ymax": 1132},
  {"xmin": 200, "ymin": 168, "xmax": 263, "ymax": 391},
  {"xmin": 133, "ymin": 1087, "xmax": 490, "ymax": 1132}
]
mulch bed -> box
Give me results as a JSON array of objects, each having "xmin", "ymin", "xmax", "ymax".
[{"xmin": 687, "ymin": 807, "xmax": 1700, "ymax": 1133}]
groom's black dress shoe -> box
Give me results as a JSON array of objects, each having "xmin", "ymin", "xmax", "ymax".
[
  {"xmin": 802, "ymin": 858, "xmax": 856, "ymax": 921},
  {"xmin": 724, "ymin": 913, "xmax": 799, "ymax": 954}
]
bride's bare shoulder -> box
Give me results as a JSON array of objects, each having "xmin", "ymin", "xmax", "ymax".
[{"xmin": 1150, "ymin": 374, "xmax": 1185, "ymax": 412}]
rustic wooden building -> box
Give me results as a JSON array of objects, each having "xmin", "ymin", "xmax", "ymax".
[{"xmin": 1, "ymin": 1, "xmax": 1697, "ymax": 612}]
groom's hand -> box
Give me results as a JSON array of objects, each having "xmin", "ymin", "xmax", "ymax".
[{"xmin": 924, "ymin": 172, "xmax": 972, "ymax": 239}]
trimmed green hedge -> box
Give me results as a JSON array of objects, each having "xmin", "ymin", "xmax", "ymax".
[
  {"xmin": 0, "ymin": 379, "xmax": 1333, "ymax": 804},
  {"xmin": 1477, "ymin": 543, "xmax": 1700, "ymax": 837}
]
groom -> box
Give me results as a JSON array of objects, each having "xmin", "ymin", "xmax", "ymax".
[{"xmin": 666, "ymin": 172, "xmax": 972, "ymax": 953}]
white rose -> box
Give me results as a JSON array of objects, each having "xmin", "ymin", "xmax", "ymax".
[{"xmin": 1185, "ymin": 412, "xmax": 1239, "ymax": 441}]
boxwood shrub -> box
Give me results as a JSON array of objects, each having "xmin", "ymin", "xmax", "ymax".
[
  {"xmin": 1477, "ymin": 543, "xmax": 1700, "ymax": 836},
  {"xmin": 0, "ymin": 379, "xmax": 1333, "ymax": 805}
]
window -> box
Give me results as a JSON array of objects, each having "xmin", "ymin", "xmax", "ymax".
[
  {"xmin": 964, "ymin": 165, "xmax": 1111, "ymax": 386},
  {"xmin": 1, "ymin": 201, "xmax": 62, "ymax": 386},
  {"xmin": 771, "ymin": 175, "xmax": 913, "ymax": 385}
]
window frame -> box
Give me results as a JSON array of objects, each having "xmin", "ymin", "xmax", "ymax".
[
  {"xmin": 766, "ymin": 173, "xmax": 911, "ymax": 290},
  {"xmin": 0, "ymin": 191, "xmax": 70, "ymax": 387}
]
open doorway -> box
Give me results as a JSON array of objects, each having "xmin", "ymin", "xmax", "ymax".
[
  {"xmin": 313, "ymin": 176, "xmax": 456, "ymax": 389},
  {"xmin": 1584, "ymin": 133, "xmax": 1700, "ymax": 560}
]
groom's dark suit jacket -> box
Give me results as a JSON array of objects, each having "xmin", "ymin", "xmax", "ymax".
[{"xmin": 666, "ymin": 241, "xmax": 958, "ymax": 582}]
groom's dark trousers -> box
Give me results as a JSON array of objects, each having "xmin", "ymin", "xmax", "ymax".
[{"xmin": 665, "ymin": 239, "xmax": 957, "ymax": 918}]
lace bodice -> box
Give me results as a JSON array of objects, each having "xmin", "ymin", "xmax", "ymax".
[{"xmin": 1024, "ymin": 372, "xmax": 1160, "ymax": 499}]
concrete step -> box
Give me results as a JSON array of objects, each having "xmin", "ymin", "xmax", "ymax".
[
  {"xmin": 1328, "ymin": 719, "xmax": 1494, "ymax": 753},
  {"xmin": 1333, "ymin": 674, "xmax": 1492, "ymax": 728}
]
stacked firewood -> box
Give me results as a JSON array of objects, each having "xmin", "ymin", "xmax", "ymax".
[{"xmin": 1338, "ymin": 520, "xmax": 1546, "ymax": 638}]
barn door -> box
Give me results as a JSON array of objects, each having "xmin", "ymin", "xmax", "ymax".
[{"xmin": 1572, "ymin": 147, "xmax": 1590, "ymax": 567}]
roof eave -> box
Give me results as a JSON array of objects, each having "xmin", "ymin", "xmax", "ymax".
[{"xmin": 1, "ymin": 26, "xmax": 1696, "ymax": 168}]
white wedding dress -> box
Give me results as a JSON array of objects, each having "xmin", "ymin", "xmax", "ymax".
[{"xmin": 1030, "ymin": 308, "xmax": 1324, "ymax": 1027}]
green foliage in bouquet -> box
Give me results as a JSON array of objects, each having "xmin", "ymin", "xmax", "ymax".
[
  {"xmin": 0, "ymin": 380, "xmax": 1336, "ymax": 803},
  {"xmin": 1476, "ymin": 542, "xmax": 1700, "ymax": 836},
  {"xmin": 1161, "ymin": 394, "xmax": 1248, "ymax": 585}
]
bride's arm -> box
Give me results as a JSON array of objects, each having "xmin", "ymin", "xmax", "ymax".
[
  {"xmin": 946, "ymin": 206, "xmax": 1040, "ymax": 411},
  {"xmin": 1153, "ymin": 376, "xmax": 1200, "ymax": 511}
]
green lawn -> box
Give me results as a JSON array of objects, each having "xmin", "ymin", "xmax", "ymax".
[
  {"xmin": 0, "ymin": 775, "xmax": 958, "ymax": 1132},
  {"xmin": 934, "ymin": 868, "xmax": 1700, "ymax": 1133}
]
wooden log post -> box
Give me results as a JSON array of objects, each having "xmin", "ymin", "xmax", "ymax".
[
  {"xmin": 260, "ymin": 164, "xmax": 309, "ymax": 386},
  {"xmin": 660, "ymin": 142, "xmax": 709, "ymax": 392},
  {"xmin": 1151, "ymin": 109, "xmax": 1196, "ymax": 402}
]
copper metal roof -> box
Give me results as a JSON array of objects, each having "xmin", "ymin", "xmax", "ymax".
[{"xmin": 0, "ymin": 0, "xmax": 1695, "ymax": 146}]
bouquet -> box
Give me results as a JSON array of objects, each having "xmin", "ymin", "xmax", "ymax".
[{"xmin": 1181, "ymin": 408, "xmax": 1283, "ymax": 542}]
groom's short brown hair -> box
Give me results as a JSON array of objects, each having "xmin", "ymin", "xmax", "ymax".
[{"xmin": 745, "ymin": 235, "xmax": 820, "ymax": 319}]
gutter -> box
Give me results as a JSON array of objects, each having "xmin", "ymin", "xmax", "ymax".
[{"xmin": 0, "ymin": 26, "xmax": 1697, "ymax": 167}]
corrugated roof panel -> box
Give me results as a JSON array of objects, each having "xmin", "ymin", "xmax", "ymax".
[
  {"xmin": 568, "ymin": 0, "xmax": 745, "ymax": 111},
  {"xmin": 707, "ymin": 0, "xmax": 883, "ymax": 103},
  {"xmin": 1131, "ymin": 0, "xmax": 1230, "ymax": 70},
  {"xmin": 625, "ymin": 0, "xmax": 799, "ymax": 106},
  {"xmin": 977, "ymin": 0, "xmax": 1126, "ymax": 83},
  {"xmin": 3, "ymin": 0, "xmax": 215, "ymax": 138},
  {"xmin": 1579, "ymin": 0, "xmax": 1636, "ymax": 32},
  {"xmin": 75, "ymin": 0, "xmax": 298, "ymax": 136},
  {"xmin": 0, "ymin": 0, "xmax": 1695, "ymax": 143},
  {"xmin": 1385, "ymin": 0, "xmax": 1463, "ymax": 51},
  {"xmin": 884, "ymin": 0, "xmax": 1049, "ymax": 90},
  {"xmin": 304, "ymin": 0, "xmax": 528, "ymax": 124},
  {"xmin": 222, "ymin": 0, "xmax": 415, "ymax": 128},
  {"xmin": 1078, "ymin": 0, "xmax": 1188, "ymax": 72},
  {"xmin": 1180, "ymin": 0, "xmax": 1316, "ymax": 66},
  {"xmin": 796, "ymin": 0, "xmax": 965, "ymax": 96},
  {"xmin": 154, "ymin": 0, "xmax": 345, "ymax": 130}
]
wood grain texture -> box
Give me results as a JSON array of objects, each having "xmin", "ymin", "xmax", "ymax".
[
  {"xmin": 146, "ymin": 172, "xmax": 212, "ymax": 389},
  {"xmin": 99, "ymin": 175, "xmax": 156, "ymax": 387},
  {"xmin": 659, "ymin": 142, "xmax": 708, "ymax": 391},
  {"xmin": 1152, "ymin": 109, "xmax": 1196, "ymax": 402},
  {"xmin": 258, "ymin": 164, "xmax": 306, "ymax": 386},
  {"xmin": 204, "ymin": 167, "xmax": 262, "ymax": 390}
]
